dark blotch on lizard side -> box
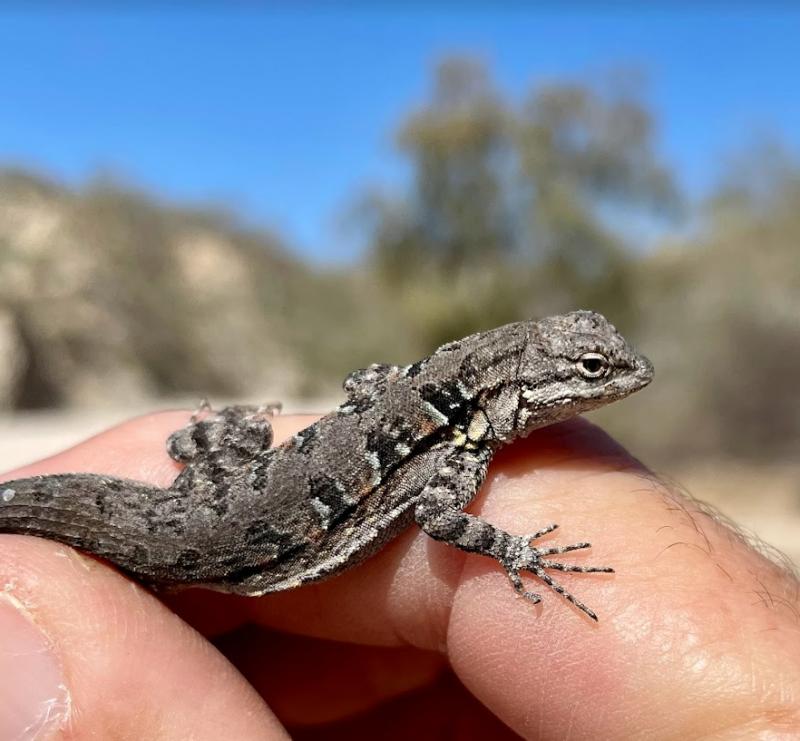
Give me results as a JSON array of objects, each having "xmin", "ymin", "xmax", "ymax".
[
  {"xmin": 249, "ymin": 458, "xmax": 272, "ymax": 493},
  {"xmin": 405, "ymin": 360, "xmax": 425, "ymax": 378},
  {"xmin": 29, "ymin": 488, "xmax": 53, "ymax": 503},
  {"xmin": 176, "ymin": 549, "xmax": 202, "ymax": 570},
  {"xmin": 293, "ymin": 425, "xmax": 318, "ymax": 452},
  {"xmin": 366, "ymin": 429, "xmax": 405, "ymax": 476},
  {"xmin": 95, "ymin": 493, "xmax": 108, "ymax": 515},
  {"xmin": 340, "ymin": 394, "xmax": 375, "ymax": 415},
  {"xmin": 308, "ymin": 474, "xmax": 356, "ymax": 528},
  {"xmin": 419, "ymin": 379, "xmax": 472, "ymax": 428},
  {"xmin": 243, "ymin": 519, "xmax": 304, "ymax": 562},
  {"xmin": 132, "ymin": 544, "xmax": 148, "ymax": 564}
]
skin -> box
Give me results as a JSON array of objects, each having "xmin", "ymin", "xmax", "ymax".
[{"xmin": 1, "ymin": 411, "xmax": 799, "ymax": 739}]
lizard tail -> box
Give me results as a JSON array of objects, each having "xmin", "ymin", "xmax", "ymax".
[{"xmin": 0, "ymin": 473, "xmax": 190, "ymax": 584}]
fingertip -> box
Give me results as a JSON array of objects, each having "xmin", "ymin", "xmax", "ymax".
[
  {"xmin": 0, "ymin": 591, "xmax": 69, "ymax": 740},
  {"xmin": 0, "ymin": 534, "xmax": 286, "ymax": 739},
  {"xmin": 2, "ymin": 409, "xmax": 193, "ymax": 484}
]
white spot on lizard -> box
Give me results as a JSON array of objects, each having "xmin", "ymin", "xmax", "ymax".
[
  {"xmin": 467, "ymin": 410, "xmax": 490, "ymax": 442},
  {"xmin": 310, "ymin": 497, "xmax": 332, "ymax": 530},
  {"xmin": 421, "ymin": 401, "xmax": 449, "ymax": 426},
  {"xmin": 364, "ymin": 450, "xmax": 382, "ymax": 486}
]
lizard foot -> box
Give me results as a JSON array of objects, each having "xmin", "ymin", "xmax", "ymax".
[
  {"xmin": 167, "ymin": 405, "xmax": 275, "ymax": 464},
  {"xmin": 504, "ymin": 526, "xmax": 614, "ymax": 621}
]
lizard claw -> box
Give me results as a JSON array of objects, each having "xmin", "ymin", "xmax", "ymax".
[
  {"xmin": 524, "ymin": 523, "xmax": 559, "ymax": 542},
  {"xmin": 506, "ymin": 569, "xmax": 542, "ymax": 604}
]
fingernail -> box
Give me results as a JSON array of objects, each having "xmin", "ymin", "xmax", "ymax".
[{"xmin": 0, "ymin": 595, "xmax": 69, "ymax": 740}]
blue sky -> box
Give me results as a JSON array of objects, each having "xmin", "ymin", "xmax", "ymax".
[{"xmin": 1, "ymin": 6, "xmax": 799, "ymax": 261}]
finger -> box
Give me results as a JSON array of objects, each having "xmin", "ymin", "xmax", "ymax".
[
  {"xmin": 288, "ymin": 671, "xmax": 520, "ymax": 739},
  {"xmin": 436, "ymin": 423, "xmax": 800, "ymax": 738},
  {"xmin": 215, "ymin": 626, "xmax": 445, "ymax": 726},
  {"xmin": 6, "ymin": 410, "xmax": 194, "ymax": 483},
  {"xmin": 245, "ymin": 417, "xmax": 800, "ymax": 738},
  {"xmin": 0, "ymin": 534, "xmax": 288, "ymax": 739},
  {"xmin": 1, "ymin": 415, "xmax": 289, "ymax": 740}
]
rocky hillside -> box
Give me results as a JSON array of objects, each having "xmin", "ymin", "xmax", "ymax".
[{"xmin": 0, "ymin": 170, "xmax": 413, "ymax": 409}]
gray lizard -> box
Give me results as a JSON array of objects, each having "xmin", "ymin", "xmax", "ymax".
[{"xmin": 0, "ymin": 310, "xmax": 653, "ymax": 620}]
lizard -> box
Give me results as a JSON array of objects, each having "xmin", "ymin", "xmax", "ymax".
[{"xmin": 0, "ymin": 310, "xmax": 653, "ymax": 621}]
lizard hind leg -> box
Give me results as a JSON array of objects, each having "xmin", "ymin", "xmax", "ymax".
[{"xmin": 167, "ymin": 404, "xmax": 275, "ymax": 465}]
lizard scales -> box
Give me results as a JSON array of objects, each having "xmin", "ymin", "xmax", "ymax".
[{"xmin": 0, "ymin": 311, "xmax": 653, "ymax": 620}]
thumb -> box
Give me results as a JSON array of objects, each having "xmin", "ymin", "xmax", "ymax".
[
  {"xmin": 0, "ymin": 534, "xmax": 287, "ymax": 740},
  {"xmin": 0, "ymin": 416, "xmax": 288, "ymax": 741}
]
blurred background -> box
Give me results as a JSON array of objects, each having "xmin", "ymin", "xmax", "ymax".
[{"xmin": 0, "ymin": 6, "xmax": 797, "ymax": 561}]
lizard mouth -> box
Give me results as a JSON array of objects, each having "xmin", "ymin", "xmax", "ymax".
[
  {"xmin": 635, "ymin": 354, "xmax": 655, "ymax": 386},
  {"xmin": 611, "ymin": 353, "xmax": 655, "ymax": 397}
]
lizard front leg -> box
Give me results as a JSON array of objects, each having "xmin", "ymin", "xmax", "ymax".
[{"xmin": 414, "ymin": 447, "xmax": 614, "ymax": 621}]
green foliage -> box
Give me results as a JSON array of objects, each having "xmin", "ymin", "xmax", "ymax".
[
  {"xmin": 368, "ymin": 58, "xmax": 515, "ymax": 287},
  {"xmin": 362, "ymin": 57, "xmax": 680, "ymax": 349}
]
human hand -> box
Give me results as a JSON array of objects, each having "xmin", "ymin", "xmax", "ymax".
[{"xmin": 1, "ymin": 412, "xmax": 798, "ymax": 739}]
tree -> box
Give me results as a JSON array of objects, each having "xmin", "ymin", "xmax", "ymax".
[
  {"xmin": 518, "ymin": 81, "xmax": 679, "ymax": 320},
  {"xmin": 371, "ymin": 57, "xmax": 515, "ymax": 283},
  {"xmin": 361, "ymin": 57, "xmax": 680, "ymax": 348}
]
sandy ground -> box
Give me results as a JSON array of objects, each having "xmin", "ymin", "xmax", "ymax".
[{"xmin": 1, "ymin": 407, "xmax": 798, "ymax": 568}]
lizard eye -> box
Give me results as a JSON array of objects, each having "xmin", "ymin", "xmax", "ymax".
[{"xmin": 577, "ymin": 353, "xmax": 609, "ymax": 379}]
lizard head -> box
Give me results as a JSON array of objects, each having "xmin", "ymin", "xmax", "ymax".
[{"xmin": 508, "ymin": 310, "xmax": 654, "ymax": 438}]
